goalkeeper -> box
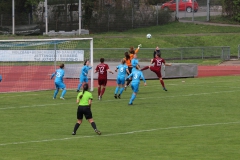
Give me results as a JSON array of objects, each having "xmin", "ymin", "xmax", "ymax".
[
  {"xmin": 125, "ymin": 44, "xmax": 141, "ymax": 90},
  {"xmin": 77, "ymin": 60, "xmax": 92, "ymax": 92},
  {"xmin": 50, "ymin": 63, "xmax": 67, "ymax": 100}
]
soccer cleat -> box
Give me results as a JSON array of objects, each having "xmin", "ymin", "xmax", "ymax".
[
  {"xmin": 76, "ymin": 90, "xmax": 80, "ymax": 92},
  {"xmin": 114, "ymin": 94, "xmax": 117, "ymax": 99},
  {"xmin": 124, "ymin": 86, "xmax": 127, "ymax": 91},
  {"xmin": 60, "ymin": 97, "xmax": 65, "ymax": 100},
  {"xmin": 163, "ymin": 87, "xmax": 168, "ymax": 91},
  {"xmin": 118, "ymin": 95, "xmax": 121, "ymax": 99},
  {"xmin": 53, "ymin": 97, "xmax": 56, "ymax": 99},
  {"xmin": 72, "ymin": 132, "xmax": 76, "ymax": 135},
  {"xmin": 128, "ymin": 103, "xmax": 133, "ymax": 105},
  {"xmin": 98, "ymin": 96, "xmax": 102, "ymax": 100},
  {"xmin": 95, "ymin": 129, "xmax": 101, "ymax": 135}
]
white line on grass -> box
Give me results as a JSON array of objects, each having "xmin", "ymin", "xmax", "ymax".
[
  {"xmin": 0, "ymin": 94, "xmax": 39, "ymax": 99},
  {"xmin": 1, "ymin": 89, "xmax": 240, "ymax": 110},
  {"xmin": 0, "ymin": 121, "xmax": 239, "ymax": 146}
]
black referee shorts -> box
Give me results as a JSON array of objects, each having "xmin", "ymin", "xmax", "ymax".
[{"xmin": 77, "ymin": 105, "xmax": 93, "ymax": 120}]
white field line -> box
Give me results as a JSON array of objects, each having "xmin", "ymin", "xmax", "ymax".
[
  {"xmin": 0, "ymin": 94, "xmax": 39, "ymax": 99},
  {"xmin": 1, "ymin": 89, "xmax": 240, "ymax": 110},
  {"xmin": 0, "ymin": 121, "xmax": 239, "ymax": 146}
]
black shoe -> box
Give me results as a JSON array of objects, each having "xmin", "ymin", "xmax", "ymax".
[
  {"xmin": 118, "ymin": 95, "xmax": 121, "ymax": 99},
  {"xmin": 128, "ymin": 103, "xmax": 133, "ymax": 105},
  {"xmin": 76, "ymin": 90, "xmax": 80, "ymax": 92},
  {"xmin": 95, "ymin": 129, "xmax": 101, "ymax": 135},
  {"xmin": 114, "ymin": 94, "xmax": 117, "ymax": 99},
  {"xmin": 72, "ymin": 132, "xmax": 76, "ymax": 135},
  {"xmin": 163, "ymin": 87, "xmax": 168, "ymax": 91}
]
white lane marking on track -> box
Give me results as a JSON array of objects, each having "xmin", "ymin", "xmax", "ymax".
[
  {"xmin": 0, "ymin": 121, "xmax": 239, "ymax": 146},
  {"xmin": 1, "ymin": 89, "xmax": 240, "ymax": 110}
]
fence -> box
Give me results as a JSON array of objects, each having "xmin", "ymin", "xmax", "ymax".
[
  {"xmin": 93, "ymin": 46, "xmax": 230, "ymax": 62},
  {"xmin": 0, "ymin": 0, "xmax": 223, "ymax": 35}
]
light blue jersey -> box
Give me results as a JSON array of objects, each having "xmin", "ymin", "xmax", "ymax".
[
  {"xmin": 117, "ymin": 64, "xmax": 128, "ymax": 78},
  {"xmin": 116, "ymin": 64, "xmax": 128, "ymax": 85},
  {"xmin": 127, "ymin": 70, "xmax": 146, "ymax": 85},
  {"xmin": 80, "ymin": 66, "xmax": 92, "ymax": 83},
  {"xmin": 54, "ymin": 68, "xmax": 65, "ymax": 83},
  {"xmin": 131, "ymin": 58, "xmax": 139, "ymax": 72}
]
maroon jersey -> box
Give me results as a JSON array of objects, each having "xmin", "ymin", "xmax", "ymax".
[
  {"xmin": 95, "ymin": 63, "xmax": 110, "ymax": 79},
  {"xmin": 152, "ymin": 57, "xmax": 165, "ymax": 69}
]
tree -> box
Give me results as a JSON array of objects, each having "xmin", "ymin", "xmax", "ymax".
[{"xmin": 223, "ymin": 0, "xmax": 240, "ymax": 22}]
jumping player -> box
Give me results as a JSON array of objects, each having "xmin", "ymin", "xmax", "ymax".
[
  {"xmin": 126, "ymin": 67, "xmax": 146, "ymax": 105},
  {"xmin": 95, "ymin": 58, "xmax": 114, "ymax": 100},
  {"xmin": 76, "ymin": 60, "xmax": 92, "ymax": 92},
  {"xmin": 125, "ymin": 44, "xmax": 141, "ymax": 90},
  {"xmin": 50, "ymin": 63, "xmax": 67, "ymax": 100},
  {"xmin": 141, "ymin": 53, "xmax": 171, "ymax": 91},
  {"xmin": 114, "ymin": 58, "xmax": 130, "ymax": 99}
]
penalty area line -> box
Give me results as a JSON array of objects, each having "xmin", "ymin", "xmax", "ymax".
[{"xmin": 0, "ymin": 121, "xmax": 239, "ymax": 146}]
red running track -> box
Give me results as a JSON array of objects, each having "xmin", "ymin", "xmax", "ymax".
[{"xmin": 0, "ymin": 65, "xmax": 240, "ymax": 92}]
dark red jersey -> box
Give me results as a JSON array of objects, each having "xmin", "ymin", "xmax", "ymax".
[
  {"xmin": 152, "ymin": 57, "xmax": 165, "ymax": 68},
  {"xmin": 95, "ymin": 63, "xmax": 110, "ymax": 79}
]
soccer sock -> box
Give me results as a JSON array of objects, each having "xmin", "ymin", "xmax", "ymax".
[
  {"xmin": 98, "ymin": 87, "xmax": 101, "ymax": 96},
  {"xmin": 130, "ymin": 94, "xmax": 136, "ymax": 103},
  {"xmin": 119, "ymin": 87, "xmax": 124, "ymax": 95},
  {"xmin": 141, "ymin": 66, "xmax": 149, "ymax": 71},
  {"xmin": 61, "ymin": 89, "xmax": 67, "ymax": 98},
  {"xmin": 160, "ymin": 80, "xmax": 165, "ymax": 88},
  {"xmin": 91, "ymin": 122, "xmax": 97, "ymax": 130},
  {"xmin": 101, "ymin": 88, "xmax": 106, "ymax": 96},
  {"xmin": 77, "ymin": 83, "xmax": 82, "ymax": 90},
  {"xmin": 53, "ymin": 89, "xmax": 59, "ymax": 98},
  {"xmin": 114, "ymin": 87, "xmax": 119, "ymax": 94},
  {"xmin": 126, "ymin": 80, "xmax": 131, "ymax": 86},
  {"xmin": 73, "ymin": 123, "xmax": 80, "ymax": 133}
]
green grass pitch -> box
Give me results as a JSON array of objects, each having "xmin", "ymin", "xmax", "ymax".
[{"xmin": 1, "ymin": 76, "xmax": 240, "ymax": 160}]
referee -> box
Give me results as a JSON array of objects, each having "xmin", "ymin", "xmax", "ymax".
[{"xmin": 72, "ymin": 83, "xmax": 101, "ymax": 135}]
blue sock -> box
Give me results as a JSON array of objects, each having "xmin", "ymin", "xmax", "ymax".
[
  {"xmin": 130, "ymin": 94, "xmax": 136, "ymax": 104},
  {"xmin": 77, "ymin": 83, "xmax": 82, "ymax": 90},
  {"xmin": 119, "ymin": 88, "xmax": 124, "ymax": 95},
  {"xmin": 114, "ymin": 87, "xmax": 119, "ymax": 94},
  {"xmin": 53, "ymin": 89, "xmax": 59, "ymax": 98},
  {"xmin": 61, "ymin": 89, "xmax": 67, "ymax": 98}
]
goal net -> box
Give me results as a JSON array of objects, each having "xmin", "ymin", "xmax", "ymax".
[{"xmin": 0, "ymin": 38, "xmax": 94, "ymax": 93}]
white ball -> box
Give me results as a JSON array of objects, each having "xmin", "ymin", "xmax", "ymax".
[{"xmin": 146, "ymin": 34, "xmax": 151, "ymax": 39}]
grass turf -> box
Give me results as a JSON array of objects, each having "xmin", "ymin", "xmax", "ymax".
[{"xmin": 0, "ymin": 76, "xmax": 240, "ymax": 159}]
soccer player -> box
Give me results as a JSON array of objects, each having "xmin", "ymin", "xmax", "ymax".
[
  {"xmin": 0, "ymin": 74, "xmax": 2, "ymax": 82},
  {"xmin": 76, "ymin": 60, "xmax": 92, "ymax": 92},
  {"xmin": 125, "ymin": 44, "xmax": 141, "ymax": 90},
  {"xmin": 114, "ymin": 58, "xmax": 130, "ymax": 99},
  {"xmin": 153, "ymin": 46, "xmax": 161, "ymax": 58},
  {"xmin": 126, "ymin": 67, "xmax": 146, "ymax": 105},
  {"xmin": 50, "ymin": 63, "xmax": 67, "ymax": 100},
  {"xmin": 141, "ymin": 53, "xmax": 171, "ymax": 91},
  {"xmin": 95, "ymin": 58, "xmax": 114, "ymax": 100},
  {"xmin": 72, "ymin": 83, "xmax": 101, "ymax": 135}
]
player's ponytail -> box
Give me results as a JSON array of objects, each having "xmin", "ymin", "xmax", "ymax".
[{"xmin": 79, "ymin": 83, "xmax": 89, "ymax": 99}]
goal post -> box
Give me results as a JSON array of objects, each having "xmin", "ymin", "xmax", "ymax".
[{"xmin": 0, "ymin": 38, "xmax": 94, "ymax": 93}]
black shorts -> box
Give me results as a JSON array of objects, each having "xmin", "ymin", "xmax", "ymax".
[
  {"xmin": 128, "ymin": 67, "xmax": 132, "ymax": 75},
  {"xmin": 77, "ymin": 105, "xmax": 93, "ymax": 120}
]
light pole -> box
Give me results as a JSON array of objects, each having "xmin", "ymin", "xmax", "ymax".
[{"xmin": 12, "ymin": 0, "xmax": 15, "ymax": 35}]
